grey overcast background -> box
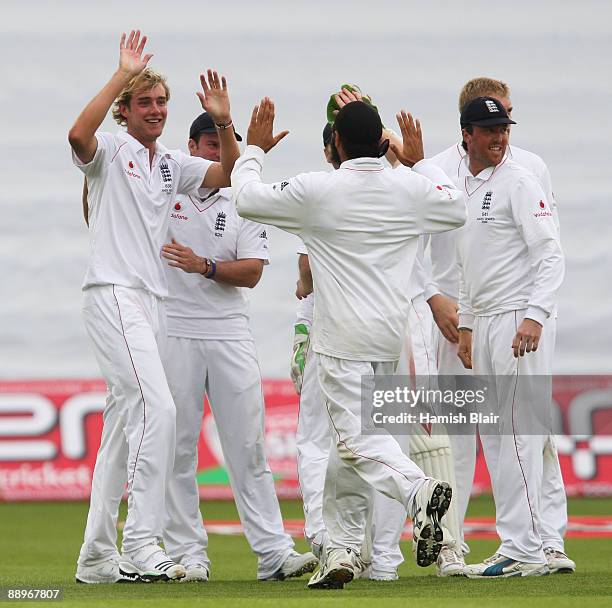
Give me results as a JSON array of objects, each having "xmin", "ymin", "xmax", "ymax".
[{"xmin": 1, "ymin": 0, "xmax": 611, "ymax": 379}]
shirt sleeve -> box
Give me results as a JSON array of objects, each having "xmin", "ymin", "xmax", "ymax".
[
  {"xmin": 536, "ymin": 162, "xmax": 560, "ymax": 234},
  {"xmin": 176, "ymin": 152, "xmax": 213, "ymax": 197},
  {"xmin": 296, "ymin": 293, "xmax": 314, "ymax": 327},
  {"xmin": 296, "ymin": 238, "xmax": 308, "ymax": 255},
  {"xmin": 420, "ymin": 236, "xmax": 441, "ymax": 301},
  {"xmin": 71, "ymin": 132, "xmax": 114, "ymax": 177},
  {"xmin": 232, "ymin": 145, "xmax": 309, "ymax": 235},
  {"xmin": 236, "ymin": 217, "xmax": 270, "ymax": 262},
  {"xmin": 457, "ymin": 251, "xmax": 475, "ymax": 330},
  {"xmin": 410, "ymin": 160, "xmax": 467, "ymax": 234},
  {"xmin": 510, "ymin": 175, "xmax": 565, "ymax": 324}
]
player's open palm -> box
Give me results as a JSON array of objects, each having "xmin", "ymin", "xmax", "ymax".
[
  {"xmin": 197, "ymin": 70, "xmax": 231, "ymax": 125},
  {"xmin": 247, "ymin": 97, "xmax": 289, "ymax": 153},
  {"xmin": 391, "ymin": 110, "xmax": 424, "ymax": 168},
  {"xmin": 118, "ymin": 30, "xmax": 153, "ymax": 78}
]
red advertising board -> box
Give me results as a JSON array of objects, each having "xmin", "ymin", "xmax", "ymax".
[{"xmin": 1, "ymin": 377, "xmax": 611, "ymax": 502}]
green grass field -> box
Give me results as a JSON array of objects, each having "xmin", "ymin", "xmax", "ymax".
[{"xmin": 1, "ymin": 497, "xmax": 611, "ymax": 607}]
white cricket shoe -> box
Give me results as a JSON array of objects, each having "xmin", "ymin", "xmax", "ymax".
[
  {"xmin": 544, "ymin": 547, "xmax": 575, "ymax": 574},
  {"xmin": 436, "ymin": 546, "xmax": 466, "ymax": 577},
  {"xmin": 75, "ymin": 558, "xmax": 141, "ymax": 584},
  {"xmin": 465, "ymin": 553, "xmax": 549, "ymax": 578},
  {"xmin": 307, "ymin": 547, "xmax": 365, "ymax": 589},
  {"xmin": 411, "ymin": 479, "xmax": 453, "ymax": 567},
  {"xmin": 120, "ymin": 544, "xmax": 186, "ymax": 582},
  {"xmin": 260, "ymin": 550, "xmax": 318, "ymax": 581},
  {"xmin": 181, "ymin": 563, "xmax": 210, "ymax": 582}
]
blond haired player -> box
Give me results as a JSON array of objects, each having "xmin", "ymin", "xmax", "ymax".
[
  {"xmin": 69, "ymin": 30, "xmax": 239, "ymax": 583},
  {"xmin": 427, "ymin": 77, "xmax": 574, "ymax": 574},
  {"xmin": 234, "ymin": 97, "xmax": 466, "ymax": 589}
]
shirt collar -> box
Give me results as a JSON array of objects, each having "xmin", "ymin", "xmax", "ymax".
[
  {"xmin": 118, "ymin": 130, "xmax": 168, "ymax": 161},
  {"xmin": 457, "ymin": 140, "xmax": 512, "ymax": 179},
  {"xmin": 339, "ymin": 157, "xmax": 385, "ymax": 171},
  {"xmin": 459, "ymin": 153, "xmax": 500, "ymax": 181}
]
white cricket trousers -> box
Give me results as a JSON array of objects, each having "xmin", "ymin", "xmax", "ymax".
[
  {"xmin": 473, "ymin": 309, "xmax": 558, "ymax": 563},
  {"xmin": 79, "ymin": 285, "xmax": 176, "ymax": 563},
  {"xmin": 295, "ymin": 342, "xmax": 332, "ymax": 550},
  {"xmin": 162, "ymin": 337, "xmax": 294, "ymax": 578},
  {"xmin": 436, "ymin": 328, "xmax": 476, "ymax": 555},
  {"xmin": 438, "ymin": 316, "xmax": 568, "ymax": 554},
  {"xmin": 317, "ymin": 353, "xmax": 427, "ymax": 552},
  {"xmin": 369, "ymin": 294, "xmax": 438, "ymax": 574}
]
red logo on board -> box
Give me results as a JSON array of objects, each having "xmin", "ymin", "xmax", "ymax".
[
  {"xmin": 539, "ymin": 200, "xmax": 545, "ymax": 208},
  {"xmin": 174, "ymin": 203, "xmax": 181, "ymax": 211},
  {"xmin": 436, "ymin": 185, "xmax": 443, "ymax": 190},
  {"xmin": 129, "ymin": 161, "xmax": 134, "ymax": 169}
]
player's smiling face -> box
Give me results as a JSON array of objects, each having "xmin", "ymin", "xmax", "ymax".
[
  {"xmin": 122, "ymin": 84, "xmax": 168, "ymax": 145},
  {"xmin": 463, "ymin": 124, "xmax": 509, "ymax": 174}
]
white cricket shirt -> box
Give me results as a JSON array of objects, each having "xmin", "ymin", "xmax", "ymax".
[
  {"xmin": 428, "ymin": 142, "xmax": 559, "ymax": 300},
  {"xmin": 164, "ymin": 188, "xmax": 269, "ymax": 340},
  {"xmin": 73, "ymin": 131, "xmax": 212, "ymax": 298},
  {"xmin": 233, "ymin": 145, "xmax": 466, "ymax": 362},
  {"xmin": 456, "ymin": 158, "xmax": 564, "ymax": 329}
]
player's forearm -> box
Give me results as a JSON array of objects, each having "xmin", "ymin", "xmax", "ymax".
[
  {"xmin": 217, "ymin": 125, "xmax": 241, "ymax": 187},
  {"xmin": 212, "ymin": 259, "xmax": 264, "ymax": 288},
  {"xmin": 233, "ymin": 146, "xmax": 303, "ymax": 233},
  {"xmin": 298, "ymin": 254, "xmax": 313, "ymax": 295},
  {"xmin": 412, "ymin": 161, "xmax": 467, "ymax": 233},
  {"xmin": 68, "ymin": 70, "xmax": 133, "ymax": 160}
]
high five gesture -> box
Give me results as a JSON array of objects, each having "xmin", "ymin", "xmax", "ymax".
[{"xmin": 118, "ymin": 30, "xmax": 153, "ymax": 78}]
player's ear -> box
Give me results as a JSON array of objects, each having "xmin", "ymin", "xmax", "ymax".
[
  {"xmin": 188, "ymin": 138, "xmax": 197, "ymax": 155},
  {"xmin": 461, "ymin": 127, "xmax": 471, "ymax": 151},
  {"xmin": 119, "ymin": 102, "xmax": 129, "ymax": 123}
]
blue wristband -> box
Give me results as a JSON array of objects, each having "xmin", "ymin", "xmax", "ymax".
[{"xmin": 205, "ymin": 259, "xmax": 217, "ymax": 279}]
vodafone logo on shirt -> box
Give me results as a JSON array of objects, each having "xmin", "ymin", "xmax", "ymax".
[
  {"xmin": 124, "ymin": 161, "xmax": 141, "ymax": 180},
  {"xmin": 533, "ymin": 199, "xmax": 553, "ymax": 218}
]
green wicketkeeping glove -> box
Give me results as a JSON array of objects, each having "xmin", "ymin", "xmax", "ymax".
[
  {"xmin": 290, "ymin": 323, "xmax": 310, "ymax": 394},
  {"xmin": 326, "ymin": 83, "xmax": 381, "ymax": 125}
]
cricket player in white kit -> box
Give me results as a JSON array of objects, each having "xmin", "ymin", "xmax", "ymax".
[
  {"xmin": 234, "ymin": 97, "xmax": 467, "ymax": 589},
  {"xmin": 452, "ymin": 96, "xmax": 565, "ymax": 577},
  {"xmin": 291, "ymin": 121, "xmax": 463, "ymax": 580},
  {"xmin": 158, "ymin": 112, "xmax": 317, "ymax": 582},
  {"xmin": 69, "ymin": 31, "xmax": 239, "ymax": 583},
  {"xmin": 427, "ymin": 77, "xmax": 574, "ymax": 573}
]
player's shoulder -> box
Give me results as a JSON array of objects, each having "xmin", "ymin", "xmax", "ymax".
[
  {"xmin": 508, "ymin": 144, "xmax": 548, "ymax": 175},
  {"xmin": 502, "ymin": 160, "xmax": 545, "ymax": 197},
  {"xmin": 95, "ymin": 131, "xmax": 127, "ymax": 155},
  {"xmin": 502, "ymin": 158, "xmax": 538, "ymax": 180},
  {"xmin": 427, "ymin": 142, "xmax": 464, "ymax": 176}
]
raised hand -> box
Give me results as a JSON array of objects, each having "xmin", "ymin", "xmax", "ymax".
[
  {"xmin": 118, "ymin": 30, "xmax": 153, "ymax": 78},
  {"xmin": 333, "ymin": 87, "xmax": 364, "ymax": 112},
  {"xmin": 247, "ymin": 97, "xmax": 289, "ymax": 153},
  {"xmin": 197, "ymin": 70, "xmax": 231, "ymax": 126},
  {"xmin": 390, "ymin": 110, "xmax": 424, "ymax": 168}
]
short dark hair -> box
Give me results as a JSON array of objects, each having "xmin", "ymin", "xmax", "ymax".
[
  {"xmin": 461, "ymin": 124, "xmax": 474, "ymax": 151},
  {"xmin": 334, "ymin": 101, "xmax": 382, "ymax": 160}
]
